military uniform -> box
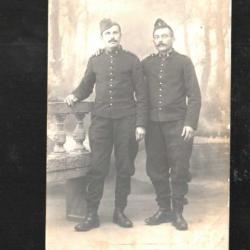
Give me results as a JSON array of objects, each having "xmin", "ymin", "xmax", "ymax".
[
  {"xmin": 73, "ymin": 46, "xmax": 147, "ymax": 212},
  {"xmin": 142, "ymin": 49, "xmax": 201, "ymax": 213}
]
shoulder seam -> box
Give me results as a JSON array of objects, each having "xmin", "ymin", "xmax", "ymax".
[{"xmin": 143, "ymin": 53, "xmax": 156, "ymax": 62}]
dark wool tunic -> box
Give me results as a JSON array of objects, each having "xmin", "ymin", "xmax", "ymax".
[
  {"xmin": 142, "ymin": 50, "xmax": 201, "ymax": 129},
  {"xmin": 72, "ymin": 47, "xmax": 147, "ymax": 128}
]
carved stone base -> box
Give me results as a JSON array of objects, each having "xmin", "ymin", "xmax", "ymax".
[
  {"xmin": 47, "ymin": 152, "xmax": 91, "ymax": 183},
  {"xmin": 66, "ymin": 177, "xmax": 88, "ymax": 221},
  {"xmin": 47, "ymin": 152, "xmax": 91, "ymax": 221}
]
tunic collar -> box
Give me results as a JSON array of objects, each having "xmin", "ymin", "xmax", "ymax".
[
  {"xmin": 158, "ymin": 48, "xmax": 174, "ymax": 58},
  {"xmin": 105, "ymin": 45, "xmax": 123, "ymax": 55}
]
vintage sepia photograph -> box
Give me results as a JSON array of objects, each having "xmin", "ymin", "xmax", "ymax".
[{"xmin": 46, "ymin": 0, "xmax": 230, "ymax": 249}]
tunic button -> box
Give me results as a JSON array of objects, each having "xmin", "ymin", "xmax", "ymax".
[
  {"xmin": 111, "ymin": 60, "xmax": 113, "ymax": 63},
  {"xmin": 110, "ymin": 84, "xmax": 113, "ymax": 87},
  {"xmin": 161, "ymin": 64, "xmax": 164, "ymax": 66},
  {"xmin": 159, "ymin": 88, "xmax": 162, "ymax": 91},
  {"xmin": 159, "ymin": 94, "xmax": 162, "ymax": 97},
  {"xmin": 110, "ymin": 103, "xmax": 113, "ymax": 106},
  {"xmin": 158, "ymin": 107, "xmax": 162, "ymax": 110},
  {"xmin": 160, "ymin": 82, "xmax": 163, "ymax": 85},
  {"xmin": 159, "ymin": 76, "xmax": 162, "ymax": 78},
  {"xmin": 110, "ymin": 96, "xmax": 112, "ymax": 99},
  {"xmin": 110, "ymin": 78, "xmax": 113, "ymax": 81}
]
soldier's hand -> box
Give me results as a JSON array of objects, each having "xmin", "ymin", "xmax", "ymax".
[
  {"xmin": 64, "ymin": 94, "xmax": 78, "ymax": 107},
  {"xmin": 181, "ymin": 126, "xmax": 194, "ymax": 141},
  {"xmin": 135, "ymin": 127, "xmax": 146, "ymax": 142}
]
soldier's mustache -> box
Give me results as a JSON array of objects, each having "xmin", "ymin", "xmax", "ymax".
[
  {"xmin": 157, "ymin": 42, "xmax": 167, "ymax": 47},
  {"xmin": 109, "ymin": 39, "xmax": 118, "ymax": 43}
]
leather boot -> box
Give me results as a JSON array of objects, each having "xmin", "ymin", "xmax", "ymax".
[
  {"xmin": 172, "ymin": 212, "xmax": 188, "ymax": 231},
  {"xmin": 172, "ymin": 199, "xmax": 188, "ymax": 230},
  {"xmin": 113, "ymin": 208, "xmax": 133, "ymax": 228},
  {"xmin": 74, "ymin": 211, "xmax": 100, "ymax": 232},
  {"xmin": 145, "ymin": 208, "xmax": 173, "ymax": 225}
]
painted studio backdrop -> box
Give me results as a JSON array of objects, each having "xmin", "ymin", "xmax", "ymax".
[
  {"xmin": 48, "ymin": 0, "xmax": 230, "ymax": 136},
  {"xmin": 47, "ymin": 0, "xmax": 230, "ymax": 249}
]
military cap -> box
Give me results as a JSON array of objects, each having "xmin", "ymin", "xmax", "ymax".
[
  {"xmin": 100, "ymin": 18, "xmax": 121, "ymax": 35},
  {"xmin": 153, "ymin": 18, "xmax": 173, "ymax": 35}
]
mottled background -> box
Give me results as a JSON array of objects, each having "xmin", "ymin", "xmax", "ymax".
[
  {"xmin": 48, "ymin": 0, "xmax": 230, "ymax": 136},
  {"xmin": 46, "ymin": 2, "xmax": 230, "ymax": 248}
]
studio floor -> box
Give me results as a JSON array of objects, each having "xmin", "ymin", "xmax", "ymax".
[{"xmin": 46, "ymin": 141, "xmax": 229, "ymax": 250}]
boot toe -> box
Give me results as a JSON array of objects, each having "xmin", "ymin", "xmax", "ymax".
[
  {"xmin": 145, "ymin": 210, "xmax": 173, "ymax": 225},
  {"xmin": 74, "ymin": 215, "xmax": 100, "ymax": 232},
  {"xmin": 145, "ymin": 217, "xmax": 161, "ymax": 225},
  {"xmin": 113, "ymin": 216, "xmax": 133, "ymax": 228},
  {"xmin": 172, "ymin": 221, "xmax": 188, "ymax": 230},
  {"xmin": 172, "ymin": 214, "xmax": 188, "ymax": 231},
  {"xmin": 74, "ymin": 221, "xmax": 99, "ymax": 232},
  {"xmin": 113, "ymin": 210, "xmax": 133, "ymax": 228},
  {"xmin": 75, "ymin": 223, "xmax": 85, "ymax": 232},
  {"xmin": 74, "ymin": 223, "xmax": 86, "ymax": 232},
  {"xmin": 122, "ymin": 220, "xmax": 133, "ymax": 228}
]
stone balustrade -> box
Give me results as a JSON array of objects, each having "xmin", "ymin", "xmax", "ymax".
[
  {"xmin": 47, "ymin": 101, "xmax": 94, "ymax": 220},
  {"xmin": 47, "ymin": 101, "xmax": 93, "ymax": 183}
]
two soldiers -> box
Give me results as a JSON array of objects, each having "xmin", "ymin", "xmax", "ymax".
[{"xmin": 65, "ymin": 18, "xmax": 201, "ymax": 231}]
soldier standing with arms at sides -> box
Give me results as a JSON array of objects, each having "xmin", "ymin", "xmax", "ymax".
[
  {"xmin": 65, "ymin": 19, "xmax": 147, "ymax": 232},
  {"xmin": 142, "ymin": 19, "xmax": 201, "ymax": 231}
]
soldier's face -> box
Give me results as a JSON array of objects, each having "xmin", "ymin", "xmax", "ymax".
[
  {"xmin": 102, "ymin": 25, "xmax": 121, "ymax": 49},
  {"xmin": 153, "ymin": 27, "xmax": 174, "ymax": 52}
]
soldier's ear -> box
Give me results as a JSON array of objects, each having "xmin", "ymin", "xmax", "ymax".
[
  {"xmin": 171, "ymin": 33, "xmax": 175, "ymax": 41},
  {"xmin": 171, "ymin": 31, "xmax": 175, "ymax": 40}
]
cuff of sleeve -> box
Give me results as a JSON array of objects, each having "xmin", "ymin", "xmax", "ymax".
[
  {"xmin": 71, "ymin": 91, "xmax": 82, "ymax": 101},
  {"xmin": 184, "ymin": 121, "xmax": 197, "ymax": 131},
  {"xmin": 136, "ymin": 125, "xmax": 146, "ymax": 129},
  {"xmin": 136, "ymin": 119, "xmax": 147, "ymax": 129}
]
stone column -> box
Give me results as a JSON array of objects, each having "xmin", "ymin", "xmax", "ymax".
[
  {"xmin": 53, "ymin": 113, "xmax": 66, "ymax": 153},
  {"xmin": 72, "ymin": 112, "xmax": 86, "ymax": 154}
]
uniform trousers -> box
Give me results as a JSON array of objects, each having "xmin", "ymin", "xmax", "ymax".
[
  {"xmin": 145, "ymin": 120, "xmax": 193, "ymax": 212},
  {"xmin": 86, "ymin": 115, "xmax": 138, "ymax": 212}
]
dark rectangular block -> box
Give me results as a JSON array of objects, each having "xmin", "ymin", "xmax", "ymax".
[{"xmin": 65, "ymin": 176, "xmax": 88, "ymax": 221}]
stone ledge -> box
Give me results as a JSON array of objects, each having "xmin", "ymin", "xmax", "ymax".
[
  {"xmin": 47, "ymin": 153, "xmax": 91, "ymax": 183},
  {"xmin": 47, "ymin": 167, "xmax": 90, "ymax": 183}
]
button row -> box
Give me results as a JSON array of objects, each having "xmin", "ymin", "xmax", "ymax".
[
  {"xmin": 158, "ymin": 71, "xmax": 164, "ymax": 109},
  {"xmin": 159, "ymin": 60, "xmax": 165, "ymax": 80},
  {"xmin": 108, "ymin": 55, "xmax": 115, "ymax": 107}
]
